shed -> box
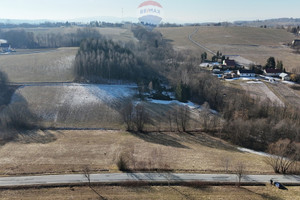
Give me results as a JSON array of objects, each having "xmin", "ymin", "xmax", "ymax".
[{"xmin": 279, "ymin": 73, "xmax": 290, "ymax": 81}]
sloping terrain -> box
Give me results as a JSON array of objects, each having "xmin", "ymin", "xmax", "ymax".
[
  {"xmin": 240, "ymin": 81, "xmax": 284, "ymax": 106},
  {"xmin": 0, "ymin": 47, "xmax": 77, "ymax": 83},
  {"xmin": 158, "ymin": 26, "xmax": 300, "ymax": 72},
  {"xmin": 265, "ymin": 82, "xmax": 300, "ymax": 109},
  {"xmin": 0, "ymin": 130, "xmax": 273, "ymax": 176},
  {"xmin": 11, "ymin": 84, "xmax": 137, "ymax": 128}
]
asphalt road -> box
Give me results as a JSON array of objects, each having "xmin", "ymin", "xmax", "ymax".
[
  {"xmin": 0, "ymin": 173, "xmax": 299, "ymax": 187},
  {"xmin": 188, "ymin": 27, "xmax": 216, "ymax": 55}
]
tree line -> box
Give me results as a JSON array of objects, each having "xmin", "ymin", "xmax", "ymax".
[{"xmin": 0, "ymin": 28, "xmax": 102, "ymax": 48}]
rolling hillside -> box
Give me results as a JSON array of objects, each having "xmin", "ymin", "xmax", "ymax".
[{"xmin": 158, "ymin": 26, "xmax": 300, "ymax": 72}]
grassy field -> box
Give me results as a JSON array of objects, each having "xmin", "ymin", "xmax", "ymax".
[
  {"xmin": 0, "ymin": 47, "xmax": 77, "ymax": 83},
  {"xmin": 1, "ymin": 185, "xmax": 299, "ymax": 200},
  {"xmin": 11, "ymin": 84, "xmax": 136, "ymax": 128},
  {"xmin": 240, "ymin": 81, "xmax": 284, "ymax": 106},
  {"xmin": 265, "ymin": 82, "xmax": 300, "ymax": 109},
  {"xmin": 16, "ymin": 26, "xmax": 136, "ymax": 42},
  {"xmin": 0, "ymin": 130, "xmax": 273, "ymax": 176},
  {"xmin": 157, "ymin": 26, "xmax": 300, "ymax": 72}
]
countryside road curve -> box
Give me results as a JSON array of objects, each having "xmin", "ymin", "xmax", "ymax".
[
  {"xmin": 0, "ymin": 173, "xmax": 299, "ymax": 187},
  {"xmin": 188, "ymin": 27, "xmax": 216, "ymax": 55}
]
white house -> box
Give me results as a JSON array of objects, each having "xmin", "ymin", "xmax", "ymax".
[
  {"xmin": 237, "ymin": 69, "xmax": 256, "ymax": 77},
  {"xmin": 264, "ymin": 69, "xmax": 282, "ymax": 77},
  {"xmin": 279, "ymin": 73, "xmax": 290, "ymax": 81}
]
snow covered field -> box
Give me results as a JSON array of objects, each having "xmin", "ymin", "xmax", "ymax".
[{"xmin": 11, "ymin": 83, "xmax": 137, "ymax": 127}]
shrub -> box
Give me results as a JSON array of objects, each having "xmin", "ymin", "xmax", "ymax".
[{"xmin": 117, "ymin": 155, "xmax": 129, "ymax": 171}]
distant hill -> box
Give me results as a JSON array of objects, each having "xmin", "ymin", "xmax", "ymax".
[
  {"xmin": 0, "ymin": 16, "xmax": 138, "ymax": 25},
  {"xmin": 0, "ymin": 19, "xmax": 54, "ymax": 24},
  {"xmin": 234, "ymin": 18, "xmax": 300, "ymax": 27}
]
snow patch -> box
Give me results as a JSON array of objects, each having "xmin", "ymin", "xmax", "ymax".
[
  {"xmin": 247, "ymin": 81, "xmax": 263, "ymax": 84},
  {"xmin": 237, "ymin": 147, "xmax": 273, "ymax": 157},
  {"xmin": 62, "ymin": 84, "xmax": 137, "ymax": 106},
  {"xmin": 147, "ymin": 99, "xmax": 219, "ymax": 114}
]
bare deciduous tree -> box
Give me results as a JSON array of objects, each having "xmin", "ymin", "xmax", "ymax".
[
  {"xmin": 121, "ymin": 102, "xmax": 149, "ymax": 132},
  {"xmin": 174, "ymin": 105, "xmax": 190, "ymax": 132},
  {"xmin": 134, "ymin": 103, "xmax": 148, "ymax": 132},
  {"xmin": 235, "ymin": 162, "xmax": 245, "ymax": 187},
  {"xmin": 120, "ymin": 101, "xmax": 135, "ymax": 131},
  {"xmin": 264, "ymin": 139, "xmax": 299, "ymax": 174}
]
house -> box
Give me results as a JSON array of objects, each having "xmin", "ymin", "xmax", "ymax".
[
  {"xmin": 264, "ymin": 69, "xmax": 282, "ymax": 77},
  {"xmin": 292, "ymin": 39, "xmax": 300, "ymax": 47},
  {"xmin": 223, "ymin": 58, "xmax": 236, "ymax": 69},
  {"xmin": 279, "ymin": 73, "xmax": 290, "ymax": 81},
  {"xmin": 237, "ymin": 69, "xmax": 256, "ymax": 77},
  {"xmin": 0, "ymin": 43, "xmax": 11, "ymax": 52}
]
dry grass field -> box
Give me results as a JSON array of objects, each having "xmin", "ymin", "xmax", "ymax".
[
  {"xmin": 265, "ymin": 82, "xmax": 300, "ymax": 109},
  {"xmin": 10, "ymin": 83, "xmax": 206, "ymax": 129},
  {"xmin": 240, "ymin": 81, "xmax": 284, "ymax": 106},
  {"xmin": 0, "ymin": 47, "xmax": 77, "ymax": 83},
  {"xmin": 1, "ymin": 185, "xmax": 299, "ymax": 200},
  {"xmin": 0, "ymin": 130, "xmax": 273, "ymax": 176},
  {"xmin": 18, "ymin": 27, "xmax": 135, "ymax": 42},
  {"xmin": 158, "ymin": 26, "xmax": 300, "ymax": 72},
  {"xmin": 11, "ymin": 84, "xmax": 136, "ymax": 128}
]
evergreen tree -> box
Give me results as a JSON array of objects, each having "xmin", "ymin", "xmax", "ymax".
[{"xmin": 265, "ymin": 57, "xmax": 276, "ymax": 69}]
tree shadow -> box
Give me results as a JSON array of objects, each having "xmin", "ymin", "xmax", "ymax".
[
  {"xmin": 15, "ymin": 130, "xmax": 57, "ymax": 144},
  {"xmin": 169, "ymin": 186, "xmax": 195, "ymax": 200},
  {"xmin": 240, "ymin": 187, "xmax": 284, "ymax": 200},
  {"xmin": 184, "ymin": 131, "xmax": 238, "ymax": 152},
  {"xmin": 0, "ymin": 92, "xmax": 53, "ymax": 145},
  {"xmin": 130, "ymin": 131, "xmax": 189, "ymax": 149}
]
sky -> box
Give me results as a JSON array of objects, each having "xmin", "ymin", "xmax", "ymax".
[{"xmin": 1, "ymin": 0, "xmax": 300, "ymax": 23}]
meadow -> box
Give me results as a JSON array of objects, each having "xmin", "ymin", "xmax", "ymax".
[
  {"xmin": 0, "ymin": 47, "xmax": 77, "ymax": 83},
  {"xmin": 1, "ymin": 185, "xmax": 300, "ymax": 200},
  {"xmin": 158, "ymin": 26, "xmax": 300, "ymax": 72}
]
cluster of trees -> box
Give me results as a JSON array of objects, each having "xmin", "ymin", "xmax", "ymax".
[
  {"xmin": 264, "ymin": 57, "xmax": 284, "ymax": 71},
  {"xmin": 120, "ymin": 102, "xmax": 149, "ymax": 132},
  {"xmin": 0, "ymin": 28, "xmax": 102, "ymax": 48},
  {"xmin": 0, "ymin": 71, "xmax": 38, "ymax": 141},
  {"xmin": 287, "ymin": 26, "xmax": 300, "ymax": 35},
  {"xmin": 0, "ymin": 71, "xmax": 10, "ymax": 107},
  {"xmin": 74, "ymin": 38, "xmax": 154, "ymax": 82},
  {"xmin": 89, "ymin": 21, "xmax": 123, "ymax": 28}
]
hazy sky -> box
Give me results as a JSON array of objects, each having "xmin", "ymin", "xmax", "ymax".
[{"xmin": 1, "ymin": 0, "xmax": 300, "ymax": 23}]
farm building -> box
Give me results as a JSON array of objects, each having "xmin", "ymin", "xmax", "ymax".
[
  {"xmin": 292, "ymin": 39, "xmax": 300, "ymax": 47},
  {"xmin": 264, "ymin": 69, "xmax": 282, "ymax": 77},
  {"xmin": 279, "ymin": 73, "xmax": 290, "ymax": 81},
  {"xmin": 223, "ymin": 58, "xmax": 236, "ymax": 69},
  {"xmin": 237, "ymin": 69, "xmax": 256, "ymax": 77}
]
